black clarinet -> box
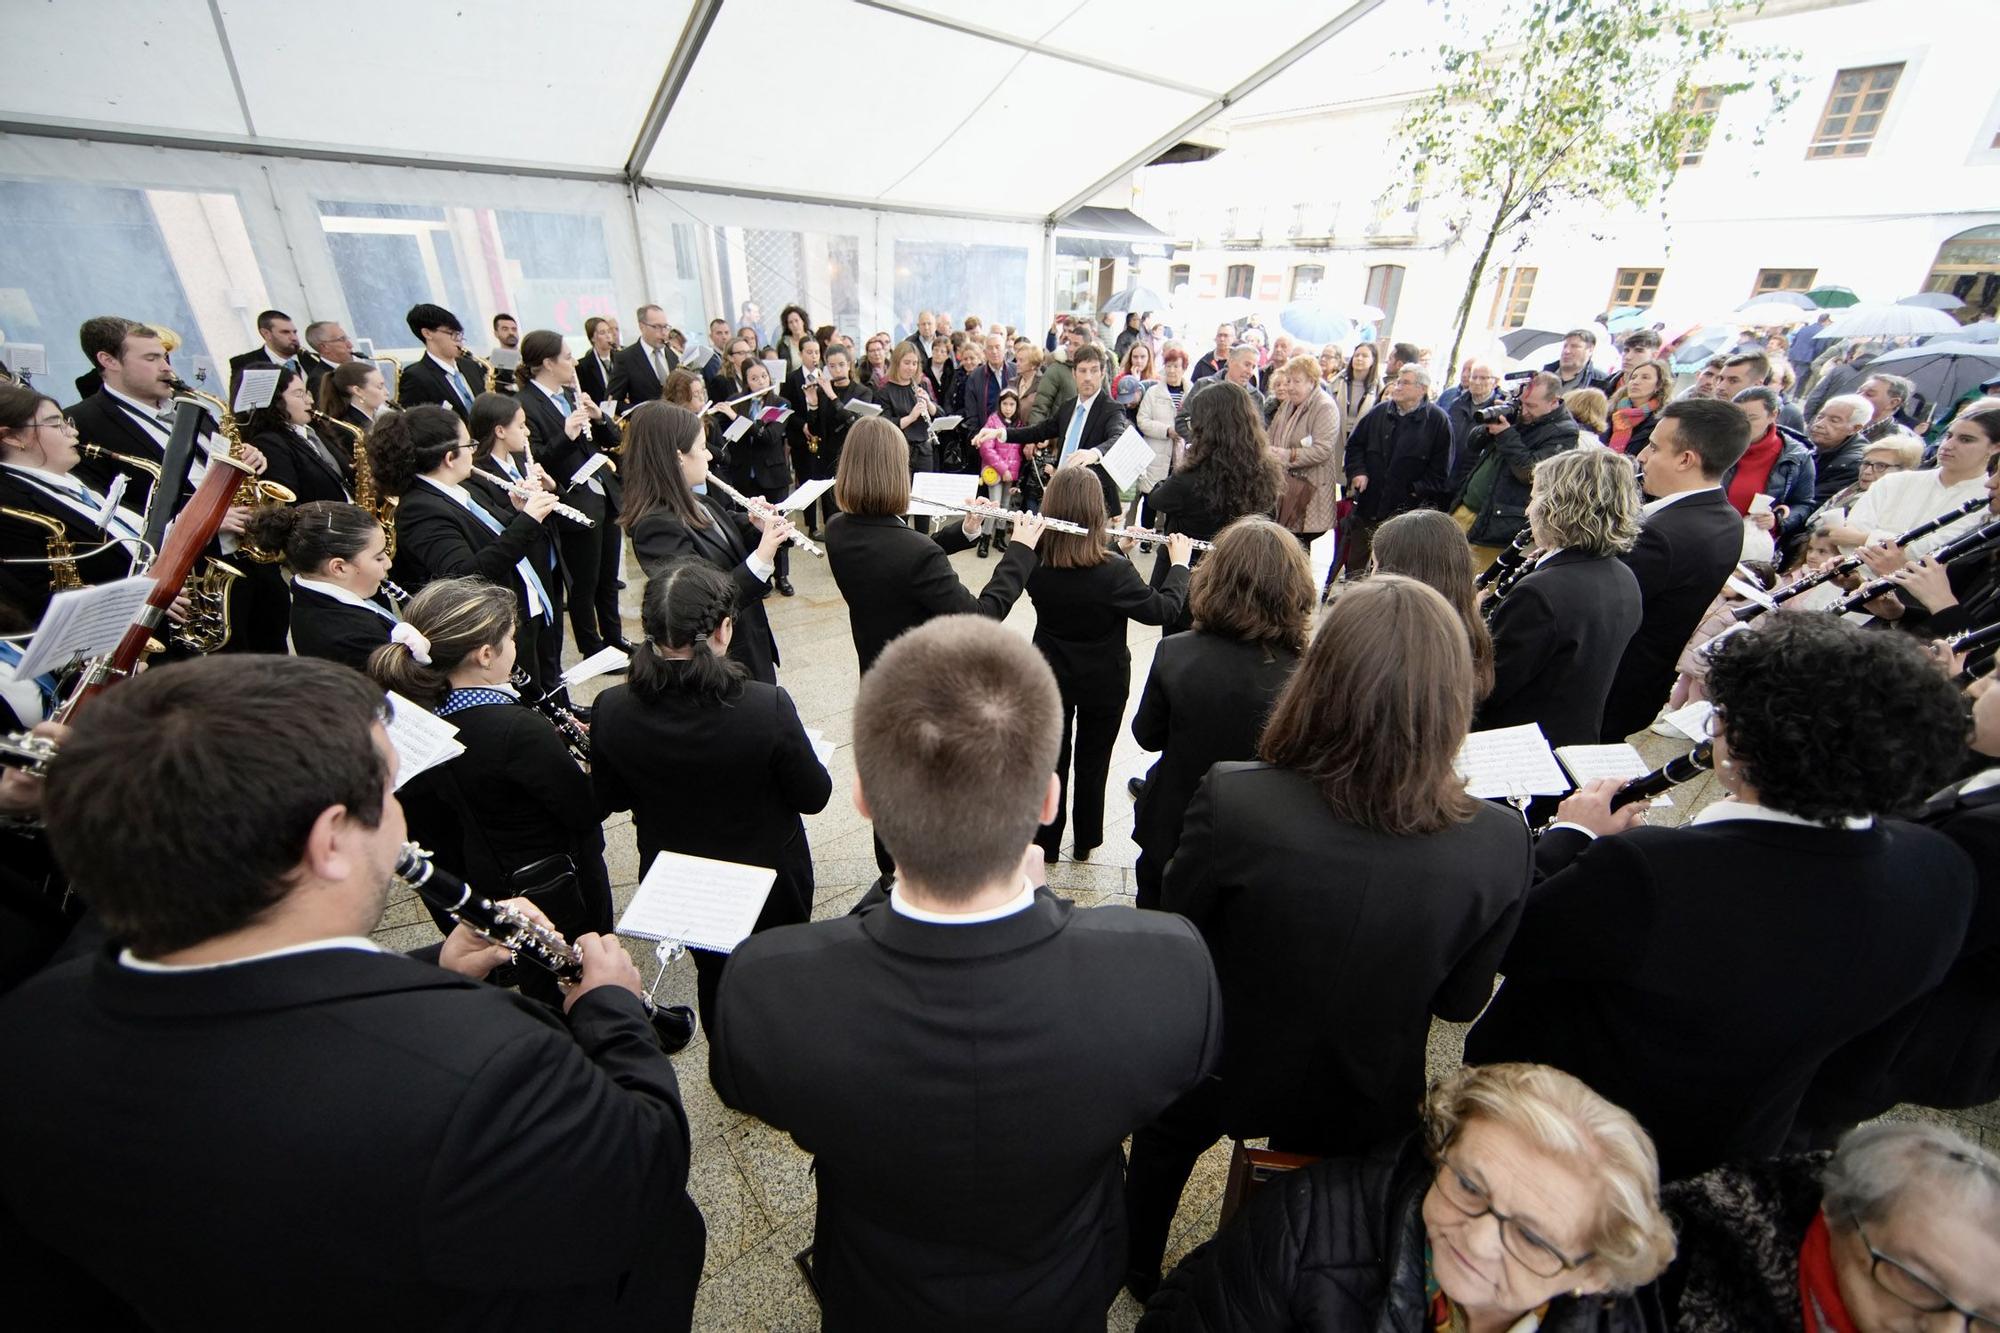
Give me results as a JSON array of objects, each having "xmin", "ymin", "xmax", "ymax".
[
  {"xmin": 510, "ymin": 668, "xmax": 589, "ymax": 765},
  {"xmin": 1478, "ymin": 530, "xmax": 1537, "ymax": 624},
  {"xmin": 1949, "ymin": 621, "xmax": 2000, "ymax": 686},
  {"xmin": 1734, "ymin": 495, "xmax": 1991, "ymax": 623},
  {"xmin": 1830, "ymin": 517, "xmax": 2000, "ymax": 616},
  {"xmin": 1609, "ymin": 740, "xmax": 1715, "ymax": 810}
]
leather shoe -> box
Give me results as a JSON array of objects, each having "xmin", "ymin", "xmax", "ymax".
[
  {"xmin": 649, "ymin": 1003, "xmax": 698, "ymax": 1054},
  {"xmin": 776, "ymin": 577, "xmax": 796, "ymax": 597},
  {"xmin": 1127, "ymin": 776, "xmax": 1146, "ymax": 800}
]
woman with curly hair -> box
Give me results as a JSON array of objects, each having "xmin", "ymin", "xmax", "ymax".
[
  {"xmin": 1467, "ymin": 612, "xmax": 1977, "ymax": 1182},
  {"xmin": 1139, "ymin": 379, "xmax": 1283, "ymax": 632}
]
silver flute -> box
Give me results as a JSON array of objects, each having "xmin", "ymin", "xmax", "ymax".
[
  {"xmin": 503, "ymin": 481, "xmax": 595, "ymax": 527},
  {"xmin": 705, "ymin": 475, "xmax": 824, "ymax": 557},
  {"xmin": 926, "ymin": 499, "xmax": 1213, "ymax": 550}
]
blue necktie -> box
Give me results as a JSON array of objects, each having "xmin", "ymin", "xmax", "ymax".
[
  {"xmin": 448, "ymin": 366, "xmax": 473, "ymax": 409},
  {"xmin": 1060, "ymin": 402, "xmax": 1087, "ymax": 464},
  {"xmin": 554, "ymin": 391, "xmax": 573, "ymax": 416},
  {"xmin": 458, "ymin": 493, "xmax": 555, "ymax": 624}
]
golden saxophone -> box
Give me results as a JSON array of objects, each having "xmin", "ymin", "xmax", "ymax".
[
  {"xmin": 0, "ymin": 507, "xmax": 84, "ymax": 593},
  {"xmin": 313, "ymin": 410, "xmax": 396, "ymax": 557}
]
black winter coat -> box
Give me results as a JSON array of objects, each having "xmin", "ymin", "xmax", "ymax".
[
  {"xmin": 1460, "ymin": 405, "xmax": 1582, "ymax": 546},
  {"xmin": 1651, "ymin": 1155, "xmax": 1827, "ymax": 1333},
  {"xmin": 1140, "ymin": 1136, "xmax": 1662, "ymax": 1332}
]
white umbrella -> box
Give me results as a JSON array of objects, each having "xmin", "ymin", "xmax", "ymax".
[
  {"xmin": 1734, "ymin": 302, "xmax": 1812, "ymax": 328},
  {"xmin": 1820, "ymin": 303, "xmax": 1962, "ymax": 339},
  {"xmin": 1897, "ymin": 292, "xmax": 1965, "ymax": 310},
  {"xmin": 1737, "ymin": 291, "xmax": 1816, "ymax": 311},
  {"xmin": 1100, "ymin": 285, "xmax": 1166, "ymax": 314},
  {"xmin": 1350, "ymin": 304, "xmax": 1387, "ymax": 323}
]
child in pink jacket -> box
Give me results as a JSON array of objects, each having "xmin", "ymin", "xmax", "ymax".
[{"xmin": 975, "ymin": 389, "xmax": 1025, "ymax": 556}]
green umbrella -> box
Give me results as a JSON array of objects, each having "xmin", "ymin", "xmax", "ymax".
[{"xmin": 1806, "ymin": 285, "xmax": 1859, "ymax": 309}]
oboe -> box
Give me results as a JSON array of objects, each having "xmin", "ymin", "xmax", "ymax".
[
  {"xmin": 510, "ymin": 667, "xmax": 590, "ymax": 765},
  {"xmin": 1830, "ymin": 517, "xmax": 2000, "ymax": 616},
  {"xmin": 1608, "ymin": 740, "xmax": 1716, "ymax": 810},
  {"xmin": 1734, "ymin": 495, "xmax": 1991, "ymax": 623},
  {"xmin": 704, "ymin": 474, "xmax": 824, "ymax": 557}
]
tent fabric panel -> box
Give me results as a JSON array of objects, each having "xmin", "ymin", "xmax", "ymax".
[{"xmin": 4, "ymin": 0, "xmax": 247, "ymax": 136}]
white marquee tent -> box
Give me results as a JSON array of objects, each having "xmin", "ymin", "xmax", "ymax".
[{"xmin": 0, "ymin": 0, "xmax": 1380, "ymax": 391}]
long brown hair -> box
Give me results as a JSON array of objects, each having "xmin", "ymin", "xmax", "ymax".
[
  {"xmin": 616, "ymin": 402, "xmax": 711, "ymax": 532},
  {"xmin": 1259, "ymin": 575, "xmax": 1478, "ymax": 835},
  {"xmin": 1369, "ymin": 509, "xmax": 1496, "ymax": 699},
  {"xmin": 1036, "ymin": 467, "xmax": 1110, "ymax": 569},
  {"xmin": 1189, "ymin": 516, "xmax": 1313, "ymax": 653},
  {"xmin": 833, "ymin": 417, "xmax": 913, "ymax": 516}
]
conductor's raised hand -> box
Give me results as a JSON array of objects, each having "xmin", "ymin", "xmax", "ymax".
[{"xmin": 565, "ymin": 932, "xmax": 644, "ymax": 1011}]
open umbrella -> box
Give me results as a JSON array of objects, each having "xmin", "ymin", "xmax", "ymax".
[
  {"xmin": 1820, "ymin": 303, "xmax": 1962, "ymax": 340},
  {"xmin": 1951, "ymin": 321, "xmax": 1999, "ymax": 345},
  {"xmin": 1738, "ymin": 291, "xmax": 1816, "ymax": 311},
  {"xmin": 1897, "ymin": 292, "xmax": 1964, "ymax": 310},
  {"xmin": 1734, "ymin": 302, "xmax": 1812, "ymax": 328},
  {"xmin": 1668, "ymin": 324, "xmax": 1740, "ymax": 371},
  {"xmin": 1864, "ymin": 342, "xmax": 2000, "ymax": 420},
  {"xmin": 1603, "ymin": 306, "xmax": 1652, "ymax": 333},
  {"xmin": 1350, "ymin": 303, "xmax": 1387, "ymax": 323},
  {"xmin": 1499, "ymin": 328, "xmax": 1566, "ymax": 361},
  {"xmin": 1100, "ymin": 285, "xmax": 1165, "ymax": 314},
  {"xmin": 1278, "ymin": 301, "xmax": 1355, "ymax": 344},
  {"xmin": 1806, "ymin": 285, "xmax": 1860, "ymax": 309}
]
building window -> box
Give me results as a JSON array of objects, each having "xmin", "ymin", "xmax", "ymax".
[
  {"xmin": 1807, "ymin": 63, "xmax": 1903, "ymax": 160},
  {"xmin": 1168, "ymin": 263, "xmax": 1191, "ymax": 297},
  {"xmin": 1225, "ymin": 264, "xmax": 1255, "ymax": 299},
  {"xmin": 1363, "ymin": 264, "xmax": 1406, "ymax": 338},
  {"xmin": 1609, "ymin": 267, "xmax": 1664, "ymax": 309},
  {"xmin": 1485, "ymin": 266, "xmax": 1537, "ymax": 330},
  {"xmin": 1289, "ymin": 265, "xmax": 1324, "ymax": 301},
  {"xmin": 1751, "ymin": 268, "xmax": 1817, "ymax": 297},
  {"xmin": 1679, "ymin": 86, "xmax": 1726, "ymax": 165}
]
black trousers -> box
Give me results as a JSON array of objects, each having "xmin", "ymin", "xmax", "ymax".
[
  {"xmin": 1123, "ymin": 1075, "xmax": 1225, "ymax": 1286},
  {"xmin": 1035, "ymin": 670, "xmax": 1128, "ymax": 860},
  {"xmin": 560, "ymin": 489, "xmax": 624, "ymax": 653}
]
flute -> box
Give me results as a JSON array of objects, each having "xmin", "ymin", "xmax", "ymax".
[
  {"xmin": 704, "ymin": 474, "xmax": 824, "ymax": 557},
  {"xmin": 1831, "ymin": 517, "xmax": 2000, "ymax": 616},
  {"xmin": 703, "ymin": 388, "xmax": 762, "ymax": 414},
  {"xmin": 1734, "ymin": 495, "xmax": 1991, "ymax": 623},
  {"xmin": 1112, "ymin": 525, "xmax": 1215, "ymax": 552},
  {"xmin": 502, "ymin": 481, "xmax": 595, "ymax": 527},
  {"xmin": 925, "ymin": 500, "xmax": 1213, "ymax": 551}
]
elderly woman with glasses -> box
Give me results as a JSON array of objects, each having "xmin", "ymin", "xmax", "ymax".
[
  {"xmin": 1659, "ymin": 1121, "xmax": 2000, "ymax": 1333},
  {"xmin": 1139, "ymin": 1063, "xmax": 1676, "ymax": 1332}
]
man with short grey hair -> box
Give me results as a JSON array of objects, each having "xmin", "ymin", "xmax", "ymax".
[
  {"xmin": 1176, "ymin": 344, "xmax": 1265, "ymax": 440},
  {"xmin": 1804, "ymin": 393, "xmax": 1875, "ymax": 504},
  {"xmin": 1346, "ymin": 365, "xmax": 1454, "ymax": 567},
  {"xmin": 300, "ymin": 320, "xmax": 355, "ymax": 392},
  {"xmin": 1456, "ymin": 370, "xmax": 1582, "ymax": 565},
  {"xmin": 1858, "ymin": 373, "xmax": 1919, "ymax": 444}
]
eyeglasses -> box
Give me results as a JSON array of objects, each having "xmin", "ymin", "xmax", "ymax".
[
  {"xmin": 1858, "ymin": 1223, "xmax": 2000, "ymax": 1332},
  {"xmin": 29, "ymin": 416, "xmax": 78, "ymax": 433},
  {"xmin": 1858, "ymin": 459, "xmax": 1906, "ymax": 474},
  {"xmin": 1432, "ymin": 1157, "xmax": 1592, "ymax": 1279},
  {"xmin": 641, "ymin": 321, "xmax": 670, "ymax": 332}
]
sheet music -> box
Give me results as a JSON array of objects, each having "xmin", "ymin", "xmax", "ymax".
[
  {"xmin": 1454, "ymin": 723, "xmax": 1569, "ymax": 799},
  {"xmin": 618, "ymin": 851, "xmax": 777, "ymax": 953},
  {"xmin": 6, "ymin": 343, "xmax": 48, "ymax": 376},
  {"xmin": 722, "ymin": 414, "xmax": 754, "ymax": 443},
  {"xmin": 842, "ymin": 398, "xmax": 882, "ymax": 417},
  {"xmin": 1555, "ymin": 743, "xmax": 1652, "ymax": 784},
  {"xmin": 1097, "ymin": 427, "xmax": 1155, "ymax": 491},
  {"xmin": 488, "ymin": 347, "xmax": 522, "ymax": 370},
  {"xmin": 777, "ymin": 478, "xmax": 835, "ymax": 512},
  {"xmin": 1659, "ymin": 699, "xmax": 1714, "ymax": 743},
  {"xmin": 760, "ymin": 358, "xmax": 787, "ymax": 388},
  {"xmin": 1308, "ymin": 529, "xmax": 1339, "ymax": 591},
  {"xmin": 803, "ymin": 727, "xmax": 836, "ymax": 772},
  {"xmin": 930, "ymin": 414, "xmax": 963, "ymax": 432},
  {"xmin": 7, "ymin": 575, "xmax": 159, "ymax": 680},
  {"xmin": 560, "ymin": 644, "xmax": 630, "ymax": 688},
  {"xmin": 1789, "ymin": 581, "xmax": 1846, "ymax": 612},
  {"xmin": 757, "ymin": 403, "xmax": 793, "ymax": 424},
  {"xmin": 908, "ymin": 470, "xmax": 977, "ymax": 518},
  {"xmin": 1725, "ymin": 576, "xmax": 1775, "ymax": 610},
  {"xmin": 570, "ymin": 451, "xmax": 612, "ymax": 484},
  {"xmin": 383, "ymin": 692, "xmax": 465, "ymax": 790},
  {"xmin": 233, "ymin": 366, "xmax": 281, "ymax": 412}
]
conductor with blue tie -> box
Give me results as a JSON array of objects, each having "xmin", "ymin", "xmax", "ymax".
[{"xmin": 974, "ymin": 343, "xmax": 1123, "ymax": 518}]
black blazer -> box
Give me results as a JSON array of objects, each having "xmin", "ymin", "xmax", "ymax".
[
  {"xmin": 1131, "ymin": 632, "xmax": 1298, "ymax": 869},
  {"xmin": 1025, "ymin": 556, "xmax": 1189, "ymax": 697},
  {"xmin": 252, "ymin": 425, "xmax": 351, "ymax": 504},
  {"xmin": 592, "ymin": 679, "xmax": 831, "ymax": 932},
  {"xmin": 0, "ymin": 466, "xmax": 140, "ymax": 615},
  {"xmin": 287, "ymin": 582, "xmax": 394, "ymax": 674},
  {"xmin": 1005, "ymin": 392, "xmax": 1124, "ymax": 516},
  {"xmin": 720, "ymin": 398, "xmax": 790, "ymax": 492},
  {"xmin": 388, "ymin": 477, "xmax": 549, "ymax": 595},
  {"xmin": 0, "ymin": 946, "xmax": 704, "ymax": 1331},
  {"xmin": 395, "ymin": 353, "xmax": 488, "ymax": 423},
  {"xmin": 709, "ymin": 891, "xmax": 1221, "ymax": 1331},
  {"xmin": 516, "ymin": 382, "xmax": 618, "ymax": 517},
  {"xmin": 576, "ymin": 348, "xmax": 614, "ymax": 406},
  {"xmin": 338, "ymin": 403, "xmax": 376, "ymax": 436},
  {"xmin": 1599, "ymin": 488, "xmax": 1742, "ymax": 741},
  {"xmin": 1166, "ymin": 763, "xmax": 1531, "ymax": 1151},
  {"xmin": 67, "ymin": 389, "xmax": 203, "ymax": 514},
  {"xmin": 628, "ymin": 493, "xmax": 778, "ymax": 684},
  {"xmin": 825, "ymin": 511, "xmax": 1035, "ymax": 672},
  {"xmin": 1466, "ymin": 816, "xmax": 1977, "ymax": 1181},
  {"xmin": 466, "ymin": 464, "xmax": 564, "ymax": 594},
  {"xmin": 1477, "ymin": 549, "xmax": 1642, "ymax": 748},
  {"xmin": 227, "ymin": 345, "xmax": 290, "ymax": 400},
  {"xmin": 606, "ymin": 341, "xmax": 675, "ymax": 413}
]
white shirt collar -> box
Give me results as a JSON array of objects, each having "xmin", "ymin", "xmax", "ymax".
[
  {"xmin": 1074, "ymin": 393, "xmax": 1098, "ymax": 416},
  {"xmin": 1533, "ymin": 546, "xmax": 1568, "ymax": 567},
  {"xmin": 418, "ymin": 473, "xmax": 472, "ymax": 504},
  {"xmin": 1690, "ymin": 799, "xmax": 1874, "ymax": 831},
  {"xmin": 427, "ymin": 351, "xmax": 463, "ymax": 376},
  {"xmin": 1961, "ymin": 767, "xmax": 2000, "ymax": 796},
  {"xmin": 292, "ymin": 575, "xmax": 378, "ymax": 610},
  {"xmin": 1641, "ymin": 484, "xmax": 1721, "ymax": 516},
  {"xmin": 103, "ymin": 383, "xmax": 171, "ymax": 421},
  {"xmin": 534, "ymin": 379, "xmax": 569, "ymax": 406},
  {"xmin": 2, "ymin": 460, "xmax": 88, "ymax": 494},
  {"xmin": 119, "ymin": 936, "xmax": 382, "ymax": 973},
  {"xmin": 890, "ymin": 877, "xmax": 1039, "ymax": 925}
]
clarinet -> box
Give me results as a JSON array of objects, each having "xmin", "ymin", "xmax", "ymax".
[
  {"xmin": 1478, "ymin": 530, "xmax": 1537, "ymax": 625},
  {"xmin": 1948, "ymin": 621, "xmax": 2000, "ymax": 687},
  {"xmin": 1734, "ymin": 495, "xmax": 1991, "ymax": 623},
  {"xmin": 704, "ymin": 474, "xmax": 825, "ymax": 557},
  {"xmin": 1609, "ymin": 740, "xmax": 1716, "ymax": 810},
  {"xmin": 1830, "ymin": 517, "xmax": 2000, "ymax": 616},
  {"xmin": 378, "ymin": 577, "xmax": 410, "ymax": 609},
  {"xmin": 510, "ymin": 667, "xmax": 590, "ymax": 765}
]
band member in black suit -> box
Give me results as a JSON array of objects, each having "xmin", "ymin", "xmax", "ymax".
[
  {"xmin": 394, "ymin": 303, "xmax": 487, "ymax": 424},
  {"xmin": 874, "ymin": 339, "xmax": 938, "ymax": 475},
  {"xmin": 242, "ymin": 367, "xmax": 352, "ymax": 504},
  {"xmin": 242, "ymin": 501, "xmax": 397, "ymax": 673},
  {"xmin": 1467, "ymin": 615, "xmax": 1977, "ymax": 1182},
  {"xmin": 371, "ymin": 404, "xmax": 561, "ymax": 696},
  {"xmin": 1129, "ymin": 517, "xmax": 1309, "ymax": 909},
  {"xmin": 710, "ymin": 616, "xmax": 1221, "ymax": 1332},
  {"xmin": 0, "ymin": 656, "xmax": 705, "ymax": 1330},
  {"xmin": 370, "ymin": 579, "xmax": 614, "ymax": 995},
  {"xmin": 606, "ymin": 303, "xmax": 678, "ymax": 414},
  {"xmin": 317, "ymin": 358, "xmax": 389, "ymax": 436},
  {"xmin": 1126, "ymin": 575, "xmax": 1535, "ymax": 1300},
  {"xmin": 67, "ymin": 316, "xmax": 206, "ymax": 513},
  {"xmin": 592, "ymin": 561, "xmax": 832, "ymax": 1028},
  {"xmin": 617, "ymin": 402, "xmax": 791, "ymax": 685},
  {"xmin": 577, "ymin": 315, "xmax": 619, "ymax": 407},
  {"xmin": 516, "ymin": 331, "xmax": 627, "ymax": 657},
  {"xmin": 0, "ymin": 385, "xmax": 141, "ymax": 614},
  {"xmin": 1476, "ymin": 447, "xmax": 1643, "ymax": 748},
  {"xmin": 723, "ymin": 359, "xmax": 796, "ymax": 594},
  {"xmin": 779, "ymin": 336, "xmax": 834, "ymax": 536},
  {"xmin": 1024, "ymin": 466, "xmax": 1193, "ymax": 863},
  {"xmin": 469, "ymin": 392, "xmax": 571, "ymax": 694},
  {"xmin": 226, "ymin": 308, "xmax": 304, "ymax": 400},
  {"xmin": 976, "ymin": 342, "xmax": 1123, "ymax": 518},
  {"xmin": 1599, "ymin": 399, "xmax": 1751, "ymax": 740}
]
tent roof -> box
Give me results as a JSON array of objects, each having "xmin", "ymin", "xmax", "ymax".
[{"xmin": 0, "ymin": 0, "xmax": 1378, "ymax": 221}]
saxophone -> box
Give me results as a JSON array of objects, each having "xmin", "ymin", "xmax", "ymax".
[
  {"xmin": 0, "ymin": 507, "xmax": 84, "ymax": 593},
  {"xmin": 314, "ymin": 410, "xmax": 396, "ymax": 557},
  {"xmin": 76, "ymin": 440, "xmax": 230, "ymax": 652},
  {"xmin": 77, "ymin": 441, "xmax": 162, "ymax": 487},
  {"xmin": 167, "ymin": 376, "xmax": 295, "ymax": 563}
]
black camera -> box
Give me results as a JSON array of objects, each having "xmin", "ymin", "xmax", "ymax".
[{"xmin": 1472, "ymin": 400, "xmax": 1518, "ymax": 426}]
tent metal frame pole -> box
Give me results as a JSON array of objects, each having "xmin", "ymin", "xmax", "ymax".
[
  {"xmin": 1044, "ymin": 0, "xmax": 1385, "ymax": 225},
  {"xmin": 851, "ymin": 0, "xmax": 1218, "ymax": 100},
  {"xmin": 624, "ymin": 0, "xmax": 725, "ymax": 184}
]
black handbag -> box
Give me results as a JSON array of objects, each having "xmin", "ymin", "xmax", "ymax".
[{"xmin": 502, "ymin": 853, "xmax": 585, "ymax": 929}]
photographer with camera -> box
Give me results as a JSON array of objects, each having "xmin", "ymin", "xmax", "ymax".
[{"xmin": 1449, "ymin": 370, "xmax": 1583, "ymax": 570}]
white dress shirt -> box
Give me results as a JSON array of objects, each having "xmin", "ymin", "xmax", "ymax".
[
  {"xmin": 120, "ymin": 937, "xmax": 381, "ymax": 973},
  {"xmin": 890, "ymin": 878, "xmax": 1039, "ymax": 924}
]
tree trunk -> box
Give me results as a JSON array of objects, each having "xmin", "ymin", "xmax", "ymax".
[{"xmin": 1445, "ymin": 192, "xmax": 1517, "ymax": 385}]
